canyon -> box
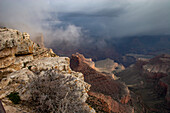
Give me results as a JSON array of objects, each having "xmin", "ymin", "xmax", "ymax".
[
  {"xmin": 0, "ymin": 27, "xmax": 169, "ymax": 113},
  {"xmin": 117, "ymin": 54, "xmax": 170, "ymax": 113}
]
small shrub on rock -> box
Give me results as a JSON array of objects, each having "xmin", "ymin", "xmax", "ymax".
[
  {"xmin": 27, "ymin": 70, "xmax": 87, "ymax": 113},
  {"xmin": 7, "ymin": 92, "xmax": 21, "ymax": 104}
]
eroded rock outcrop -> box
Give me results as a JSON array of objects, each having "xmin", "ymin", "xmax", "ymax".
[
  {"xmin": 0, "ymin": 28, "xmax": 56, "ymax": 77},
  {"xmin": 0, "ymin": 28, "xmax": 95, "ymax": 113},
  {"xmin": 87, "ymin": 92, "xmax": 133, "ymax": 113},
  {"xmin": 117, "ymin": 54, "xmax": 170, "ymax": 112},
  {"xmin": 143, "ymin": 54, "xmax": 170, "ymax": 106},
  {"xmin": 143, "ymin": 54, "xmax": 170, "ymax": 77},
  {"xmin": 70, "ymin": 53, "xmax": 133, "ymax": 113}
]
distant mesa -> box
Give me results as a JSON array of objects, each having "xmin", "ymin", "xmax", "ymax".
[{"xmin": 95, "ymin": 58, "xmax": 125, "ymax": 74}]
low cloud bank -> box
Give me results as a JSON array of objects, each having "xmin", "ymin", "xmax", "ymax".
[{"xmin": 0, "ymin": 0, "xmax": 170, "ymax": 47}]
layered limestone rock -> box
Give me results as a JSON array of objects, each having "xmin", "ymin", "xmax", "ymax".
[
  {"xmin": 74, "ymin": 53, "xmax": 96, "ymax": 69},
  {"xmin": 26, "ymin": 57, "xmax": 71, "ymax": 73},
  {"xmin": 0, "ymin": 28, "xmax": 95, "ymax": 113},
  {"xmin": 143, "ymin": 54, "xmax": 170, "ymax": 76},
  {"xmin": 0, "ymin": 29, "xmax": 17, "ymax": 50},
  {"xmin": 0, "ymin": 60, "xmax": 94, "ymax": 112},
  {"xmin": 32, "ymin": 44, "xmax": 57, "ymax": 59},
  {"xmin": 143, "ymin": 54, "xmax": 170, "ymax": 106},
  {"xmin": 87, "ymin": 92, "xmax": 134, "ymax": 113},
  {"xmin": 16, "ymin": 32, "xmax": 34, "ymax": 55},
  {"xmin": 0, "ymin": 28, "xmax": 33, "ymax": 55},
  {"xmin": 117, "ymin": 54, "xmax": 170, "ymax": 112},
  {"xmin": 70, "ymin": 53, "xmax": 133, "ymax": 113},
  {"xmin": 0, "ymin": 28, "xmax": 56, "ymax": 77}
]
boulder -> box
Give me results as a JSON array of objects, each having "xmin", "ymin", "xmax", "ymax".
[
  {"xmin": 0, "ymin": 28, "xmax": 17, "ymax": 50},
  {"xmin": 0, "ymin": 28, "xmax": 56, "ymax": 77},
  {"xmin": 0, "ymin": 28, "xmax": 34, "ymax": 55},
  {"xmin": 15, "ymin": 32, "xmax": 34, "ymax": 55}
]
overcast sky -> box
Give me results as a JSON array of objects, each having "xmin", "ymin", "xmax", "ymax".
[{"xmin": 0, "ymin": 0, "xmax": 170, "ymax": 45}]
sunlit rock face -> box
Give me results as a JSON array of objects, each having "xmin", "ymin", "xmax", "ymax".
[
  {"xmin": 87, "ymin": 92, "xmax": 134, "ymax": 113},
  {"xmin": 70, "ymin": 53, "xmax": 134, "ymax": 113},
  {"xmin": 143, "ymin": 54, "xmax": 170, "ymax": 75},
  {"xmin": 0, "ymin": 28, "xmax": 56, "ymax": 77},
  {"xmin": 95, "ymin": 58, "xmax": 125, "ymax": 79},
  {"xmin": 0, "ymin": 28, "xmax": 95, "ymax": 113}
]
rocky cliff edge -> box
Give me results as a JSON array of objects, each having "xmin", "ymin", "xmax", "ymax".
[{"xmin": 0, "ymin": 28, "xmax": 95, "ymax": 113}]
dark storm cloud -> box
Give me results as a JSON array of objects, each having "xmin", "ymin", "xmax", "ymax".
[
  {"xmin": 56, "ymin": 0, "xmax": 170, "ymax": 38},
  {"xmin": 110, "ymin": 0, "xmax": 170, "ymax": 37},
  {"xmin": 58, "ymin": 8, "xmax": 125, "ymax": 18},
  {"xmin": 0, "ymin": 0, "xmax": 170, "ymax": 45}
]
